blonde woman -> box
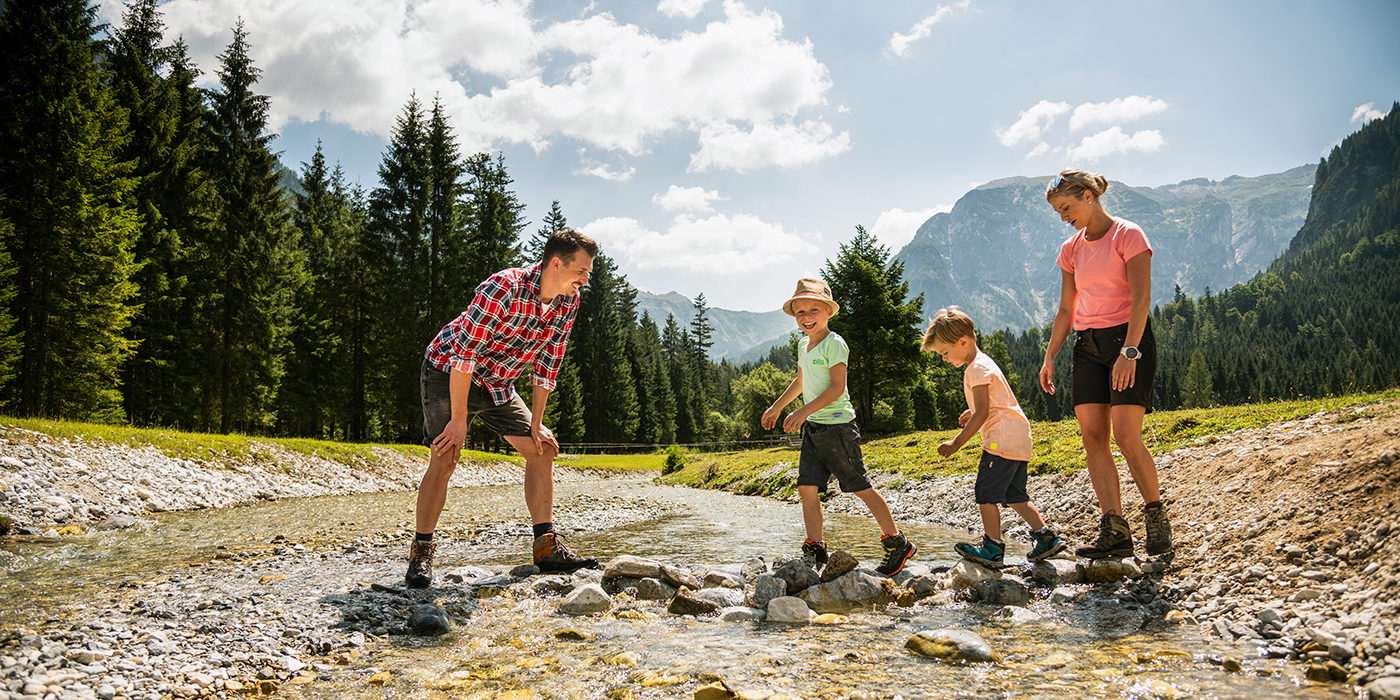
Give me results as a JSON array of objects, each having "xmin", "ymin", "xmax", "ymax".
[{"xmin": 1039, "ymin": 169, "xmax": 1172, "ymax": 560}]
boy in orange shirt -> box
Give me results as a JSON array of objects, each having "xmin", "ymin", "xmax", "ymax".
[{"xmin": 923, "ymin": 306, "xmax": 1066, "ymax": 567}]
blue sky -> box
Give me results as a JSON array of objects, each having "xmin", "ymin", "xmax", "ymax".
[{"xmin": 101, "ymin": 0, "xmax": 1400, "ymax": 311}]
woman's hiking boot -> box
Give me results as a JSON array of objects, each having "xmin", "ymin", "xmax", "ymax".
[
  {"xmin": 405, "ymin": 539, "xmax": 436, "ymax": 589},
  {"xmin": 875, "ymin": 532, "xmax": 917, "ymax": 576},
  {"xmin": 801, "ymin": 539, "xmax": 829, "ymax": 568},
  {"xmin": 1075, "ymin": 513, "xmax": 1134, "ymax": 559},
  {"xmin": 533, "ymin": 532, "xmax": 599, "ymax": 573},
  {"xmin": 1027, "ymin": 528, "xmax": 1066, "ymax": 562},
  {"xmin": 1143, "ymin": 501, "xmax": 1174, "ymax": 556},
  {"xmin": 954, "ymin": 535, "xmax": 1005, "ymax": 568}
]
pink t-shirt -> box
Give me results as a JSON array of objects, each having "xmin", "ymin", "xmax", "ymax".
[
  {"xmin": 1055, "ymin": 219, "xmax": 1153, "ymax": 330},
  {"xmin": 964, "ymin": 350, "xmax": 1033, "ymax": 461}
]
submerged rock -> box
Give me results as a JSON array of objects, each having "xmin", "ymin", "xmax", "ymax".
[
  {"xmin": 905, "ymin": 628, "xmax": 1001, "ymax": 663},
  {"xmin": 797, "ymin": 570, "xmax": 897, "ymax": 613},
  {"xmin": 766, "ymin": 596, "xmax": 814, "ymax": 622},
  {"xmin": 718, "ymin": 606, "xmax": 766, "ymax": 622},
  {"xmin": 973, "ymin": 579, "xmax": 1029, "ymax": 607},
  {"xmin": 559, "ymin": 583, "xmax": 612, "ymax": 615},
  {"xmin": 407, "ymin": 604, "xmax": 451, "ymax": 636},
  {"xmin": 668, "ymin": 587, "xmax": 721, "ymax": 616}
]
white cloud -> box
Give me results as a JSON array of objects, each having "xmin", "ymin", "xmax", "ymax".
[
  {"xmin": 887, "ymin": 1, "xmax": 969, "ymax": 57},
  {"xmin": 584, "ymin": 212, "xmax": 816, "ymax": 274},
  {"xmin": 1351, "ymin": 102, "xmax": 1385, "ymax": 124},
  {"xmin": 872, "ymin": 206, "xmax": 951, "ymax": 250},
  {"xmin": 574, "ymin": 164, "xmax": 636, "ymax": 182},
  {"xmin": 116, "ymin": 0, "xmax": 840, "ymax": 171},
  {"xmin": 658, "ymin": 0, "xmax": 709, "ymax": 19},
  {"xmin": 1025, "ymin": 142, "xmax": 1051, "ymax": 158},
  {"xmin": 996, "ymin": 100, "xmax": 1070, "ymax": 147},
  {"xmin": 689, "ymin": 119, "xmax": 851, "ymax": 172},
  {"xmin": 653, "ymin": 185, "xmax": 724, "ymax": 212},
  {"xmin": 1069, "ymin": 95, "xmax": 1169, "ymax": 131},
  {"xmin": 1065, "ymin": 127, "xmax": 1165, "ymax": 161}
]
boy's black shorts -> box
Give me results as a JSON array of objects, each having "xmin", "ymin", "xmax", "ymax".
[
  {"xmin": 1071, "ymin": 319, "xmax": 1156, "ymax": 410},
  {"xmin": 798, "ymin": 420, "xmax": 873, "ymax": 493},
  {"xmin": 420, "ymin": 359, "xmax": 534, "ymax": 445},
  {"xmin": 974, "ymin": 450, "xmax": 1030, "ymax": 505}
]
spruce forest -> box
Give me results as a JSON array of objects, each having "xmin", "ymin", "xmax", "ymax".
[{"xmin": 1, "ymin": 1, "xmax": 1397, "ymax": 449}]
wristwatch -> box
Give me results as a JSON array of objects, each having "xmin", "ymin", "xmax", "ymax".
[{"xmin": 1120, "ymin": 346, "xmax": 1142, "ymax": 360}]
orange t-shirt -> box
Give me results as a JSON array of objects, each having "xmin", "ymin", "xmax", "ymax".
[
  {"xmin": 1055, "ymin": 218, "xmax": 1153, "ymax": 330},
  {"xmin": 964, "ymin": 350, "xmax": 1032, "ymax": 461}
]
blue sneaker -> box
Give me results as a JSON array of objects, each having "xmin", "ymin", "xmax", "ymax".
[
  {"xmin": 955, "ymin": 535, "xmax": 1005, "ymax": 568},
  {"xmin": 1028, "ymin": 528, "xmax": 1066, "ymax": 562}
]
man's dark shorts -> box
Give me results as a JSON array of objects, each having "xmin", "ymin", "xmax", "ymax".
[
  {"xmin": 974, "ymin": 450, "xmax": 1031, "ymax": 505},
  {"xmin": 420, "ymin": 359, "xmax": 533, "ymax": 445},
  {"xmin": 1071, "ymin": 319, "xmax": 1157, "ymax": 411},
  {"xmin": 798, "ymin": 420, "xmax": 873, "ymax": 493}
]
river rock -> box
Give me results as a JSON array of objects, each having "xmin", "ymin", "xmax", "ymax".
[
  {"xmin": 560, "ymin": 583, "xmax": 612, "ymax": 615},
  {"xmin": 530, "ymin": 575, "xmax": 576, "ymax": 596},
  {"xmin": 774, "ymin": 558, "xmax": 821, "ymax": 594},
  {"xmin": 509, "ymin": 563, "xmax": 540, "ymax": 578},
  {"xmin": 740, "ymin": 557, "xmax": 768, "ymax": 580},
  {"xmin": 820, "ymin": 550, "xmax": 859, "ymax": 581},
  {"xmin": 767, "ymin": 596, "xmax": 814, "ymax": 623},
  {"xmin": 974, "ymin": 579, "xmax": 1030, "ymax": 607},
  {"xmin": 1083, "ymin": 558, "xmax": 1141, "ymax": 583},
  {"xmin": 718, "ymin": 606, "xmax": 767, "ymax": 622},
  {"xmin": 693, "ymin": 586, "xmax": 746, "ymax": 609},
  {"xmin": 905, "ymin": 629, "xmax": 1001, "ymax": 663},
  {"xmin": 992, "ymin": 605, "xmax": 1044, "ymax": 624},
  {"xmin": 905, "ymin": 573, "xmax": 942, "ymax": 597},
  {"xmin": 1031, "ymin": 559, "xmax": 1082, "ymax": 587},
  {"xmin": 948, "ymin": 560, "xmax": 1001, "ymax": 589},
  {"xmin": 1366, "ymin": 677, "xmax": 1400, "ymax": 700},
  {"xmin": 797, "ymin": 570, "xmax": 897, "ymax": 613},
  {"xmin": 660, "ymin": 563, "xmax": 703, "ymax": 591},
  {"xmin": 604, "ymin": 555, "xmax": 664, "ymax": 580},
  {"xmin": 1049, "ymin": 587, "xmax": 1082, "ymax": 604},
  {"xmin": 704, "ymin": 570, "xmax": 744, "ymax": 589},
  {"xmin": 668, "ymin": 587, "xmax": 721, "ymax": 616},
  {"xmin": 749, "ymin": 574, "xmax": 787, "ymax": 608},
  {"xmin": 407, "ymin": 604, "xmax": 451, "ymax": 636},
  {"xmin": 636, "ymin": 577, "xmax": 677, "ymax": 601}
]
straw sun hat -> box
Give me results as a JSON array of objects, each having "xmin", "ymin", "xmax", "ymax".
[{"xmin": 782, "ymin": 278, "xmax": 840, "ymax": 317}]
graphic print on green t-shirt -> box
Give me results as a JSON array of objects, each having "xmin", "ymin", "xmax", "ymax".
[{"xmin": 799, "ymin": 332, "xmax": 856, "ymax": 425}]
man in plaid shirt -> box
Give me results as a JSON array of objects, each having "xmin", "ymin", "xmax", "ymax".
[{"xmin": 406, "ymin": 229, "xmax": 600, "ymax": 588}]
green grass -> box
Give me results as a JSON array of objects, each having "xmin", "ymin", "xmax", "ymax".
[
  {"xmin": 0, "ymin": 416, "xmax": 663, "ymax": 473},
  {"xmin": 656, "ymin": 389, "xmax": 1400, "ymax": 496}
]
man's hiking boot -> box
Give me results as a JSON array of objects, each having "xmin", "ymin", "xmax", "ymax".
[
  {"xmin": 1027, "ymin": 528, "xmax": 1066, "ymax": 562},
  {"xmin": 875, "ymin": 532, "xmax": 917, "ymax": 576},
  {"xmin": 955, "ymin": 535, "xmax": 1005, "ymax": 568},
  {"xmin": 405, "ymin": 539, "xmax": 436, "ymax": 589},
  {"xmin": 533, "ymin": 532, "xmax": 599, "ymax": 573},
  {"xmin": 1143, "ymin": 501, "xmax": 1173, "ymax": 556},
  {"xmin": 801, "ymin": 539, "xmax": 829, "ymax": 568},
  {"xmin": 1076, "ymin": 513, "xmax": 1134, "ymax": 559}
]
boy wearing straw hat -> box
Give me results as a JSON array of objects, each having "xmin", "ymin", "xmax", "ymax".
[{"xmin": 761, "ymin": 278, "xmax": 918, "ymax": 576}]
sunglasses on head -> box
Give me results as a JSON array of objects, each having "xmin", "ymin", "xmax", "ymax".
[{"xmin": 1048, "ymin": 174, "xmax": 1064, "ymax": 190}]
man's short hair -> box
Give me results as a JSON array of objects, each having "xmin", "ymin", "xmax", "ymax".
[{"xmin": 542, "ymin": 228, "xmax": 599, "ymax": 264}]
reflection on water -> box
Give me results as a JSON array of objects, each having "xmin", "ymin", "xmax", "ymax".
[{"xmin": 2, "ymin": 479, "xmax": 1346, "ymax": 698}]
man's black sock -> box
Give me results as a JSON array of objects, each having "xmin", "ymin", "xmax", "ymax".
[
  {"xmin": 533, "ymin": 523, "xmax": 554, "ymax": 538},
  {"xmin": 415, "ymin": 532, "xmax": 433, "ymax": 542}
]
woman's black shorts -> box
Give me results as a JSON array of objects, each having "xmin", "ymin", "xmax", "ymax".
[{"xmin": 1070, "ymin": 319, "xmax": 1156, "ymax": 410}]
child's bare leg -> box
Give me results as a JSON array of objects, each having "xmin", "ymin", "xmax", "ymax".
[
  {"xmin": 851, "ymin": 488, "xmax": 898, "ymax": 537},
  {"xmin": 1007, "ymin": 501, "xmax": 1047, "ymax": 530},
  {"xmin": 979, "ymin": 503, "xmax": 1002, "ymax": 540},
  {"xmin": 798, "ymin": 485, "xmax": 824, "ymax": 542}
]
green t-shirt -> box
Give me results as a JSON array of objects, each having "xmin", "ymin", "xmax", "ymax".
[{"xmin": 799, "ymin": 332, "xmax": 856, "ymax": 425}]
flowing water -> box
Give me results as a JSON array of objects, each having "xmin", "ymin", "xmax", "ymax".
[{"xmin": 2, "ymin": 479, "xmax": 1347, "ymax": 698}]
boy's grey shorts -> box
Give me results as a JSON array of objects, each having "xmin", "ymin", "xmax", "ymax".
[
  {"xmin": 798, "ymin": 420, "xmax": 873, "ymax": 493},
  {"xmin": 973, "ymin": 450, "xmax": 1031, "ymax": 505},
  {"xmin": 420, "ymin": 359, "xmax": 533, "ymax": 445}
]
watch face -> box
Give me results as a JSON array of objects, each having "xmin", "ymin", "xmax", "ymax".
[{"xmin": 1123, "ymin": 347, "xmax": 1140, "ymax": 360}]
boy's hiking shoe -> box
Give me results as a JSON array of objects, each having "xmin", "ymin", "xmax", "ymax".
[
  {"xmin": 533, "ymin": 532, "xmax": 599, "ymax": 573},
  {"xmin": 1076, "ymin": 513, "xmax": 1134, "ymax": 559},
  {"xmin": 801, "ymin": 539, "xmax": 829, "ymax": 568},
  {"xmin": 876, "ymin": 532, "xmax": 917, "ymax": 576},
  {"xmin": 1027, "ymin": 528, "xmax": 1066, "ymax": 562},
  {"xmin": 955, "ymin": 536, "xmax": 1005, "ymax": 568},
  {"xmin": 405, "ymin": 539, "xmax": 436, "ymax": 589},
  {"xmin": 1143, "ymin": 501, "xmax": 1173, "ymax": 556}
]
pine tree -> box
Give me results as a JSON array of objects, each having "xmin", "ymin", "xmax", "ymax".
[
  {"xmin": 527, "ymin": 200, "xmax": 568, "ymax": 263},
  {"xmin": 822, "ymin": 225, "xmax": 926, "ymax": 432},
  {"xmin": 663, "ymin": 314, "xmax": 698, "ymax": 442},
  {"xmin": 570, "ymin": 253, "xmax": 639, "ymax": 442},
  {"xmin": 200, "ymin": 22, "xmax": 302, "ymax": 433},
  {"xmin": 424, "ymin": 96, "xmax": 466, "ymax": 329},
  {"xmin": 0, "ymin": 213, "xmax": 18, "ymax": 394},
  {"xmin": 687, "ymin": 293, "xmax": 715, "ymax": 437},
  {"xmin": 0, "ymin": 0, "xmax": 142, "ymax": 419},
  {"xmin": 544, "ymin": 355, "xmax": 586, "ymax": 443},
  {"xmin": 367, "ymin": 94, "xmax": 430, "ymax": 441},
  {"xmin": 109, "ymin": 1, "xmax": 212, "ymax": 427},
  {"xmin": 629, "ymin": 312, "xmax": 676, "ymax": 444},
  {"xmin": 1181, "ymin": 348, "xmax": 1216, "ymax": 409},
  {"xmin": 461, "ymin": 152, "xmax": 526, "ymax": 289}
]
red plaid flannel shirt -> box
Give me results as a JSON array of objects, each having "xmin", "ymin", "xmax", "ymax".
[{"xmin": 424, "ymin": 264, "xmax": 580, "ymax": 405}]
